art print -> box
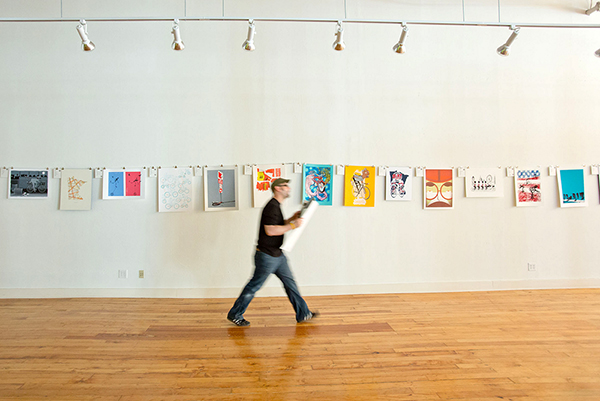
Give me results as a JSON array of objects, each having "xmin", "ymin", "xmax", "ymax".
[
  {"xmin": 204, "ymin": 166, "xmax": 239, "ymax": 211},
  {"xmin": 557, "ymin": 168, "xmax": 586, "ymax": 208},
  {"xmin": 107, "ymin": 171, "xmax": 124, "ymax": 197},
  {"xmin": 302, "ymin": 164, "xmax": 333, "ymax": 206},
  {"xmin": 59, "ymin": 169, "xmax": 93, "ymax": 210},
  {"xmin": 252, "ymin": 164, "xmax": 285, "ymax": 208},
  {"xmin": 102, "ymin": 169, "xmax": 145, "ymax": 199},
  {"xmin": 424, "ymin": 168, "xmax": 453, "ymax": 209},
  {"xmin": 158, "ymin": 167, "xmax": 193, "ymax": 212},
  {"xmin": 385, "ymin": 167, "xmax": 412, "ymax": 201},
  {"xmin": 125, "ymin": 172, "xmax": 142, "ymax": 197},
  {"xmin": 8, "ymin": 169, "xmax": 49, "ymax": 199},
  {"xmin": 344, "ymin": 165, "xmax": 375, "ymax": 207},
  {"xmin": 465, "ymin": 167, "xmax": 504, "ymax": 198},
  {"xmin": 515, "ymin": 168, "xmax": 541, "ymax": 207}
]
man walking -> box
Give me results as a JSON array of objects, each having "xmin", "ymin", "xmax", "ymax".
[{"xmin": 227, "ymin": 178, "xmax": 318, "ymax": 326}]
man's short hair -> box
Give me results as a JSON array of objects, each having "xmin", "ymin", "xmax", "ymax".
[{"xmin": 271, "ymin": 178, "xmax": 290, "ymax": 192}]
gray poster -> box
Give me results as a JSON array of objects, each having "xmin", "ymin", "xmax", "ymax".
[{"xmin": 205, "ymin": 168, "xmax": 238, "ymax": 210}]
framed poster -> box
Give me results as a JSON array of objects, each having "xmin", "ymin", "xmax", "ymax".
[
  {"xmin": 102, "ymin": 169, "xmax": 145, "ymax": 200},
  {"xmin": 424, "ymin": 168, "xmax": 454, "ymax": 209},
  {"xmin": 8, "ymin": 169, "xmax": 49, "ymax": 199},
  {"xmin": 344, "ymin": 166, "xmax": 375, "ymax": 207},
  {"xmin": 204, "ymin": 166, "xmax": 239, "ymax": 211},
  {"xmin": 465, "ymin": 167, "xmax": 504, "ymax": 198},
  {"xmin": 515, "ymin": 168, "xmax": 541, "ymax": 207},
  {"xmin": 302, "ymin": 164, "xmax": 333, "ymax": 206},
  {"xmin": 59, "ymin": 168, "xmax": 93, "ymax": 210},
  {"xmin": 557, "ymin": 168, "xmax": 586, "ymax": 208},
  {"xmin": 158, "ymin": 167, "xmax": 193, "ymax": 212},
  {"xmin": 252, "ymin": 164, "xmax": 285, "ymax": 208},
  {"xmin": 385, "ymin": 167, "xmax": 412, "ymax": 201}
]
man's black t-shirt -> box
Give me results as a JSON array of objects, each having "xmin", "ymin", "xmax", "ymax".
[{"xmin": 257, "ymin": 198, "xmax": 284, "ymax": 257}]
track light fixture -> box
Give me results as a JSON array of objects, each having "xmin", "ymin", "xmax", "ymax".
[
  {"xmin": 585, "ymin": 2, "xmax": 600, "ymax": 15},
  {"xmin": 76, "ymin": 20, "xmax": 95, "ymax": 52},
  {"xmin": 332, "ymin": 21, "xmax": 345, "ymax": 51},
  {"xmin": 3, "ymin": 16, "xmax": 597, "ymax": 59},
  {"xmin": 497, "ymin": 26, "xmax": 520, "ymax": 57},
  {"xmin": 242, "ymin": 20, "xmax": 256, "ymax": 51},
  {"xmin": 392, "ymin": 23, "xmax": 408, "ymax": 54},
  {"xmin": 171, "ymin": 19, "xmax": 185, "ymax": 51}
]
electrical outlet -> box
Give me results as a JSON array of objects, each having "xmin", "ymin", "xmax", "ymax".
[
  {"xmin": 118, "ymin": 270, "xmax": 128, "ymax": 279},
  {"xmin": 527, "ymin": 263, "xmax": 536, "ymax": 271},
  {"xmin": 139, "ymin": 270, "xmax": 144, "ymax": 279}
]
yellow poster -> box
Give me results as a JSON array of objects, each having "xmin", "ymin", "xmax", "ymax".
[{"xmin": 344, "ymin": 166, "xmax": 375, "ymax": 207}]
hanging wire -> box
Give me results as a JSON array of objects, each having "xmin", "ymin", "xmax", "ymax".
[
  {"xmin": 498, "ymin": 0, "xmax": 502, "ymax": 23},
  {"xmin": 344, "ymin": 0, "xmax": 348, "ymax": 20}
]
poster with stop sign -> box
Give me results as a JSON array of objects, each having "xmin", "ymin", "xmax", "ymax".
[
  {"xmin": 203, "ymin": 166, "xmax": 239, "ymax": 211},
  {"xmin": 252, "ymin": 164, "xmax": 286, "ymax": 208}
]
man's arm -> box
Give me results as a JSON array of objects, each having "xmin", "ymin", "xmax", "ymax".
[{"xmin": 265, "ymin": 213, "xmax": 303, "ymax": 236}]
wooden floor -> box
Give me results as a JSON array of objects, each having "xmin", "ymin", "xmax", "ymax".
[{"xmin": 1, "ymin": 289, "xmax": 600, "ymax": 400}]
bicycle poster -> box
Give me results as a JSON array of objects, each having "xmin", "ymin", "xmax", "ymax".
[
  {"xmin": 424, "ymin": 168, "xmax": 454, "ymax": 209},
  {"xmin": 302, "ymin": 164, "xmax": 333, "ymax": 206},
  {"xmin": 8, "ymin": 169, "xmax": 49, "ymax": 199},
  {"xmin": 344, "ymin": 166, "xmax": 375, "ymax": 207}
]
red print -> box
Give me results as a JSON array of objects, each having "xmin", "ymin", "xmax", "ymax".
[{"xmin": 126, "ymin": 172, "xmax": 141, "ymax": 196}]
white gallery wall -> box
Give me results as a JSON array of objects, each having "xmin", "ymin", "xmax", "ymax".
[{"xmin": 1, "ymin": 0, "xmax": 599, "ymax": 298}]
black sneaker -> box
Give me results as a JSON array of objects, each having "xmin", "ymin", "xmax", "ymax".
[
  {"xmin": 228, "ymin": 316, "xmax": 250, "ymax": 327},
  {"xmin": 299, "ymin": 310, "xmax": 320, "ymax": 323}
]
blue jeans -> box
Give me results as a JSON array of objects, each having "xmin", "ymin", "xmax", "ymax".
[{"xmin": 228, "ymin": 251, "xmax": 311, "ymax": 322}]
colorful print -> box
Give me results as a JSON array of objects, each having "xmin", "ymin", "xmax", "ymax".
[
  {"xmin": 252, "ymin": 164, "xmax": 285, "ymax": 208},
  {"xmin": 425, "ymin": 169, "xmax": 453, "ymax": 209},
  {"xmin": 303, "ymin": 164, "xmax": 333, "ymax": 206},
  {"xmin": 515, "ymin": 168, "xmax": 541, "ymax": 207},
  {"xmin": 558, "ymin": 168, "xmax": 586, "ymax": 208},
  {"xmin": 386, "ymin": 167, "xmax": 412, "ymax": 201}
]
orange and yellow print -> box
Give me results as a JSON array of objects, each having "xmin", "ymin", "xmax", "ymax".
[
  {"xmin": 59, "ymin": 168, "xmax": 93, "ymax": 211},
  {"xmin": 424, "ymin": 168, "xmax": 453, "ymax": 209},
  {"xmin": 255, "ymin": 167, "xmax": 282, "ymax": 192},
  {"xmin": 67, "ymin": 176, "xmax": 87, "ymax": 201},
  {"xmin": 252, "ymin": 164, "xmax": 285, "ymax": 208},
  {"xmin": 344, "ymin": 165, "xmax": 375, "ymax": 207}
]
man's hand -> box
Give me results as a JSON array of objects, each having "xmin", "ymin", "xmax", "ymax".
[{"xmin": 293, "ymin": 218, "xmax": 304, "ymax": 229}]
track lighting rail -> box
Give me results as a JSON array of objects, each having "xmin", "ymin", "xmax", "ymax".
[{"xmin": 1, "ymin": 17, "xmax": 600, "ymax": 30}]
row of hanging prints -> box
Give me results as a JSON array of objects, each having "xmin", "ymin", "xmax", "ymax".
[{"xmin": 2, "ymin": 164, "xmax": 596, "ymax": 211}]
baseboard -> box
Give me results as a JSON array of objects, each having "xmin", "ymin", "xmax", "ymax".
[{"xmin": 1, "ymin": 278, "xmax": 599, "ymax": 298}]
